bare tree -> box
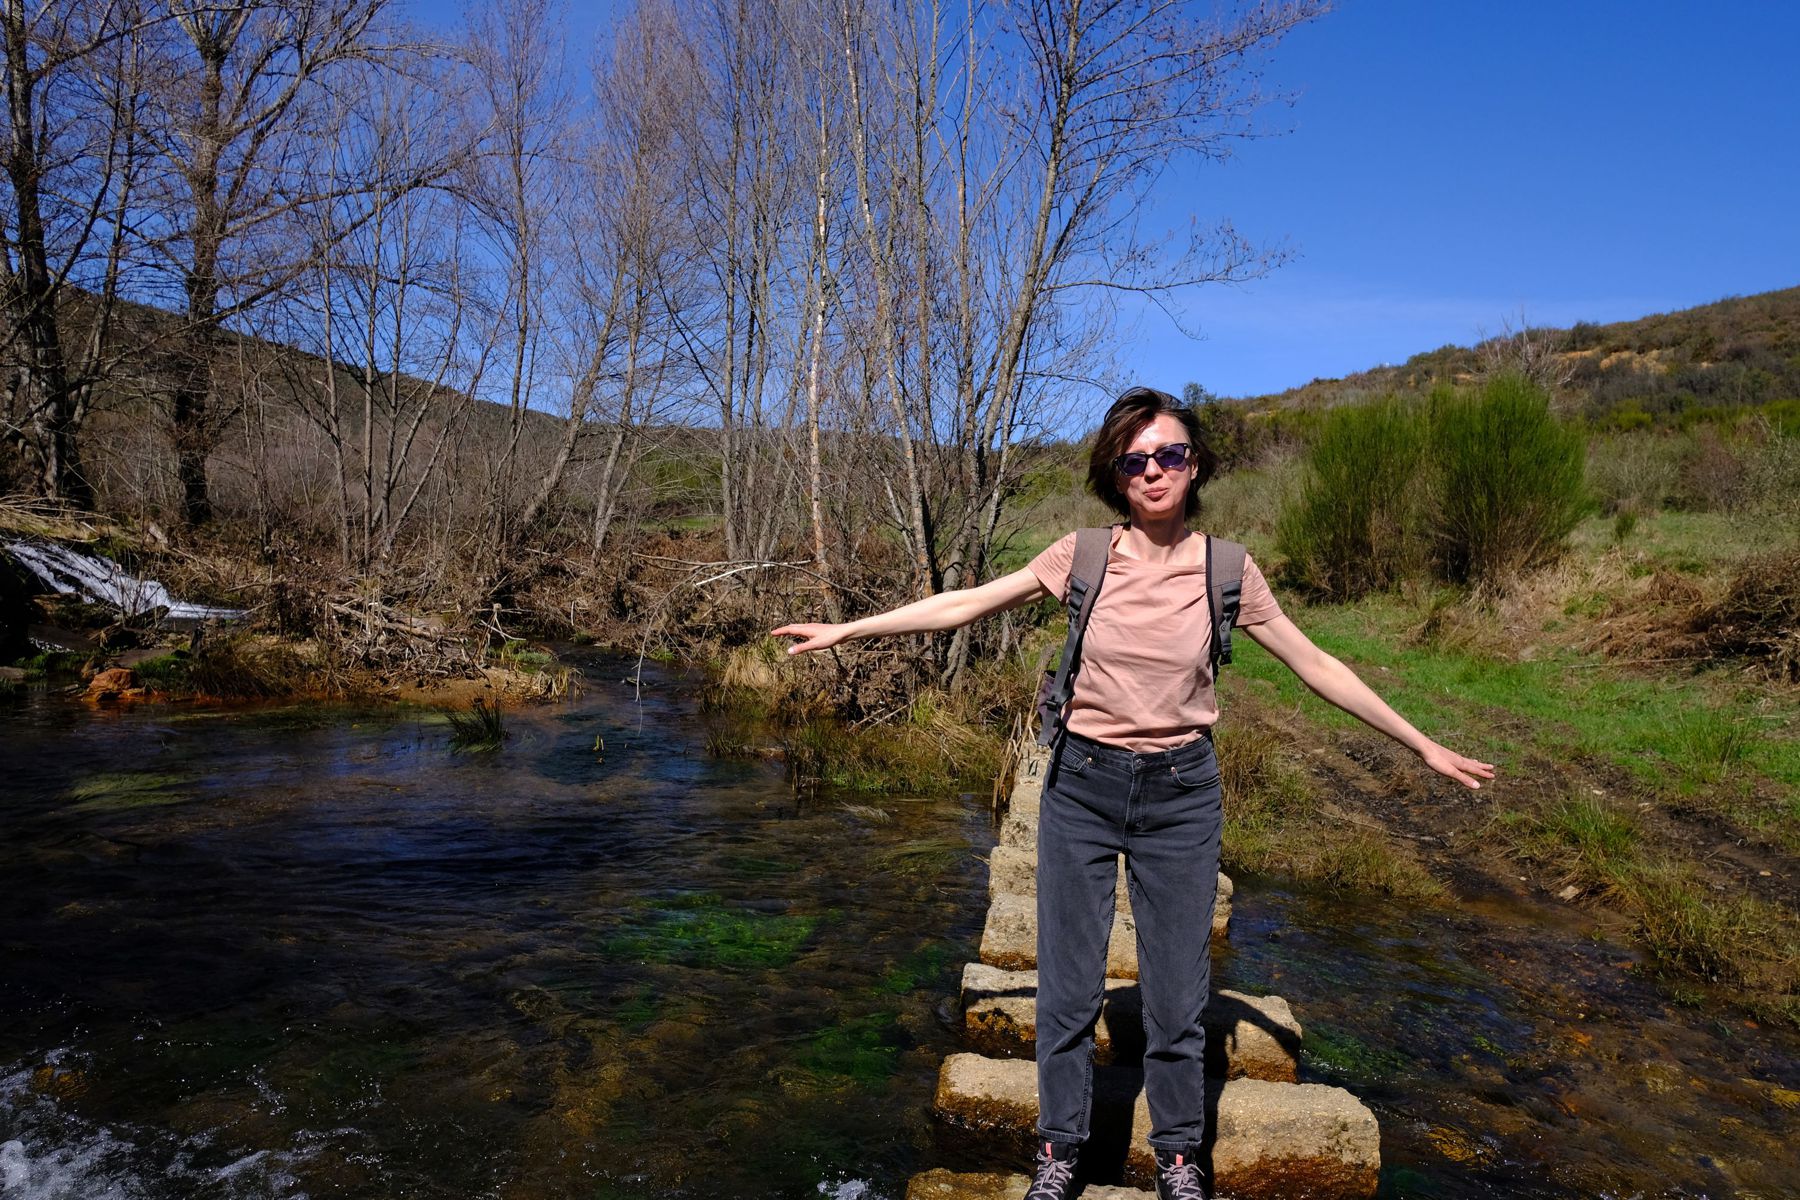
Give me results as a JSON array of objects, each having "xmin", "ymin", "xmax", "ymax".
[
  {"xmin": 278, "ymin": 57, "xmax": 487, "ymax": 572},
  {"xmin": 827, "ymin": 0, "xmax": 1324, "ymax": 682},
  {"xmin": 137, "ymin": 0, "xmax": 398, "ymax": 525},
  {"xmin": 1476, "ymin": 309, "xmax": 1576, "ymax": 399},
  {"xmin": 1, "ymin": 0, "xmax": 154, "ymax": 505}
]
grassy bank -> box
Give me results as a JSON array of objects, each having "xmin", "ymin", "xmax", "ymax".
[{"xmin": 1203, "ymin": 495, "xmax": 1800, "ymax": 1022}]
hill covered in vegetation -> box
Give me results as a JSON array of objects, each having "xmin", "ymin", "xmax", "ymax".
[{"xmin": 1237, "ymin": 286, "xmax": 1800, "ymax": 432}]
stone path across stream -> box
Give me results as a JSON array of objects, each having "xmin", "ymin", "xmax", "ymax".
[{"xmin": 912, "ymin": 747, "xmax": 1382, "ymax": 1199}]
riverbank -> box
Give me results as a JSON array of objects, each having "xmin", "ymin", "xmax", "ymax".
[
  {"xmin": 8, "ymin": 497, "xmax": 1795, "ymax": 1027},
  {"xmin": 4, "ymin": 670, "xmax": 1796, "ymax": 1199}
]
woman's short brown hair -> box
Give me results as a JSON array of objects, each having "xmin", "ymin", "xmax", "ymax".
[{"xmin": 1087, "ymin": 386, "xmax": 1219, "ymax": 519}]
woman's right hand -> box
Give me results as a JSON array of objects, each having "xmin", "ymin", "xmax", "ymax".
[{"xmin": 771, "ymin": 623, "xmax": 853, "ymax": 655}]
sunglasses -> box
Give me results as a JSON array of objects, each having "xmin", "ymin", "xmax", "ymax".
[{"xmin": 1112, "ymin": 442, "xmax": 1192, "ymax": 477}]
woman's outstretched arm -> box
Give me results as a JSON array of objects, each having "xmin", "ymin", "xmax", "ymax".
[
  {"xmin": 1240, "ymin": 614, "xmax": 1496, "ymax": 790},
  {"xmin": 772, "ymin": 567, "xmax": 1050, "ymax": 655}
]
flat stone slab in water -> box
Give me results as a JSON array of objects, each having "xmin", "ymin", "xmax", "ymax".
[
  {"xmin": 905, "ymin": 1169, "xmax": 1150, "ymax": 1200},
  {"xmin": 979, "ymin": 891, "xmax": 1228, "ymax": 979},
  {"xmin": 988, "ymin": 846, "xmax": 1233, "ymax": 918},
  {"xmin": 960, "ymin": 964, "xmax": 1301, "ymax": 1082},
  {"xmin": 980, "ymin": 891, "xmax": 1141, "ymax": 977},
  {"xmin": 933, "ymin": 1054, "xmax": 1379, "ymax": 1199}
]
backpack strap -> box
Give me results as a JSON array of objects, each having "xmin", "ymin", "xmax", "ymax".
[
  {"xmin": 1205, "ymin": 535, "xmax": 1248, "ymax": 677},
  {"xmin": 1034, "ymin": 526, "xmax": 1114, "ymax": 746}
]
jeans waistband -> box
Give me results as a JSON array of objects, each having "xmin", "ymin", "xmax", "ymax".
[{"xmin": 1060, "ymin": 728, "xmax": 1214, "ymax": 773}]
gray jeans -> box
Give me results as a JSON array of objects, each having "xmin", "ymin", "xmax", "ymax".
[{"xmin": 1035, "ymin": 729, "xmax": 1223, "ymax": 1152}]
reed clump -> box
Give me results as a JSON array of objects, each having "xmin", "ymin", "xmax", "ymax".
[{"xmin": 447, "ymin": 697, "xmax": 507, "ymax": 751}]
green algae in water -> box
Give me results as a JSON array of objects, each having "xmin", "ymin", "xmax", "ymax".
[
  {"xmin": 801, "ymin": 1012, "xmax": 904, "ymax": 1087},
  {"xmin": 1302, "ymin": 1022, "xmax": 1412, "ymax": 1082},
  {"xmin": 718, "ymin": 854, "xmax": 801, "ymax": 879},
  {"xmin": 870, "ymin": 838, "xmax": 970, "ymax": 879},
  {"xmin": 1383, "ymin": 1165, "xmax": 1443, "ymax": 1197},
  {"xmin": 65, "ymin": 771, "xmax": 195, "ymax": 812},
  {"xmin": 613, "ymin": 984, "xmax": 660, "ymax": 1030},
  {"xmin": 874, "ymin": 944, "xmax": 955, "ymax": 995},
  {"xmin": 603, "ymin": 893, "xmax": 816, "ymax": 969}
]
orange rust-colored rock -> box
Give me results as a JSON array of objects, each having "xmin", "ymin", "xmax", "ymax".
[{"xmin": 84, "ymin": 666, "xmax": 136, "ymax": 701}]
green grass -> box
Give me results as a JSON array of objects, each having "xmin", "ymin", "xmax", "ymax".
[
  {"xmin": 778, "ymin": 713, "xmax": 1002, "ymax": 795},
  {"xmin": 130, "ymin": 652, "xmax": 193, "ymax": 690},
  {"xmin": 11, "ymin": 649, "xmax": 83, "ymax": 679},
  {"xmin": 1224, "ymin": 595, "xmax": 1800, "ymax": 847},
  {"xmin": 1494, "ymin": 793, "xmax": 1799, "ymax": 1020},
  {"xmin": 490, "ymin": 638, "xmax": 554, "ymax": 673},
  {"xmin": 1569, "ymin": 508, "xmax": 1787, "ymax": 567},
  {"xmin": 1216, "ymin": 721, "xmax": 1447, "ymax": 901},
  {"xmin": 1496, "ymin": 795, "xmax": 1640, "ymax": 895}
]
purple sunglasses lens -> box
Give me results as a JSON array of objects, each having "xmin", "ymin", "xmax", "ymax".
[{"xmin": 1116, "ymin": 444, "xmax": 1190, "ymax": 476}]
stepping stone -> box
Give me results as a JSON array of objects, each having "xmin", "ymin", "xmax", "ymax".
[
  {"xmin": 905, "ymin": 1169, "xmax": 1149, "ymax": 1200},
  {"xmin": 999, "ymin": 806, "xmax": 1038, "ymax": 851},
  {"xmin": 959, "ymin": 964, "xmax": 1301, "ymax": 1083},
  {"xmin": 933, "ymin": 1054, "xmax": 1380, "ymax": 1199},
  {"xmin": 986, "ymin": 847, "xmax": 1234, "ymax": 934},
  {"xmin": 981, "ymin": 892, "xmax": 1141, "ymax": 978},
  {"xmin": 979, "ymin": 883, "xmax": 1230, "ymax": 978}
]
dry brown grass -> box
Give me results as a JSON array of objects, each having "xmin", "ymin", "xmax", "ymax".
[{"xmin": 1691, "ymin": 543, "xmax": 1800, "ymax": 681}]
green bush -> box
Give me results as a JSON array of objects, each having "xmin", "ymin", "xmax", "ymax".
[
  {"xmin": 1428, "ymin": 374, "xmax": 1589, "ymax": 587},
  {"xmin": 1275, "ymin": 398, "xmax": 1426, "ymax": 599}
]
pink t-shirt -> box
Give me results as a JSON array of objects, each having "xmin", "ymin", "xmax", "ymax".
[{"xmin": 1028, "ymin": 527, "xmax": 1284, "ymax": 751}]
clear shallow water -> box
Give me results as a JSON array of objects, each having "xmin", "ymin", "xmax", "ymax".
[
  {"xmin": 1220, "ymin": 883, "xmax": 1800, "ymax": 1198},
  {"xmin": 2, "ymin": 657, "xmax": 1797, "ymax": 1199},
  {"xmin": 1, "ymin": 657, "xmax": 989, "ymax": 1198}
]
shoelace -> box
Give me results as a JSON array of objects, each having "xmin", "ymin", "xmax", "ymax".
[
  {"xmin": 1024, "ymin": 1154, "xmax": 1074, "ymax": 1200},
  {"xmin": 1159, "ymin": 1157, "xmax": 1207, "ymax": 1200}
]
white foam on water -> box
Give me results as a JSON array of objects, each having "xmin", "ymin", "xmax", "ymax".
[
  {"xmin": 817, "ymin": 1176, "xmax": 880, "ymax": 1200},
  {"xmin": 5, "ymin": 542, "xmax": 243, "ymax": 622},
  {"xmin": 1, "ymin": 1059, "xmax": 308, "ymax": 1200}
]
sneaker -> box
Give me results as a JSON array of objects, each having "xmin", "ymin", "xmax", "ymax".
[
  {"xmin": 1024, "ymin": 1139, "xmax": 1079, "ymax": 1200},
  {"xmin": 1154, "ymin": 1147, "xmax": 1209, "ymax": 1200}
]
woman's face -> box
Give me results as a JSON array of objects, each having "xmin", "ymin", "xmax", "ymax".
[{"xmin": 1118, "ymin": 412, "xmax": 1194, "ymax": 522}]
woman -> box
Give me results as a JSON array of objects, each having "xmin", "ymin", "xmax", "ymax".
[{"xmin": 773, "ymin": 387, "xmax": 1494, "ymax": 1200}]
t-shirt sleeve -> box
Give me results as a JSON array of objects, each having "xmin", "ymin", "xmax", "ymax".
[
  {"xmin": 1027, "ymin": 531, "xmax": 1078, "ymax": 602},
  {"xmin": 1235, "ymin": 551, "xmax": 1285, "ymax": 626}
]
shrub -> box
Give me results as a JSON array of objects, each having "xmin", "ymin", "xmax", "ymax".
[
  {"xmin": 1427, "ymin": 374, "xmax": 1588, "ymax": 587},
  {"xmin": 1275, "ymin": 398, "xmax": 1426, "ymax": 599},
  {"xmin": 1586, "ymin": 432, "xmax": 1681, "ymax": 515}
]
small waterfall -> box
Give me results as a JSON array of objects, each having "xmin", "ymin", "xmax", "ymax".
[{"xmin": 4, "ymin": 542, "xmax": 244, "ymax": 622}]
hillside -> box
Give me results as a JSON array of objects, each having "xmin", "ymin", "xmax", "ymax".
[{"xmin": 1238, "ymin": 285, "xmax": 1800, "ymax": 429}]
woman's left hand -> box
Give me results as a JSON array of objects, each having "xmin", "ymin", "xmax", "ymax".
[{"xmin": 1417, "ymin": 742, "xmax": 1496, "ymax": 789}]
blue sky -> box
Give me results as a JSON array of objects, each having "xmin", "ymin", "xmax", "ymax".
[
  {"xmin": 1129, "ymin": 1, "xmax": 1800, "ymax": 397},
  {"xmin": 408, "ymin": 0, "xmax": 1800, "ymax": 400}
]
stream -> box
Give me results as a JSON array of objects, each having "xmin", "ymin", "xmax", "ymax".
[{"xmin": 1, "ymin": 651, "xmax": 1795, "ymax": 1198}]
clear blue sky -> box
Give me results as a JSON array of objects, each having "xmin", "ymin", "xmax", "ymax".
[
  {"xmin": 1132, "ymin": 1, "xmax": 1800, "ymax": 397},
  {"xmin": 408, "ymin": 0, "xmax": 1800, "ymax": 401}
]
